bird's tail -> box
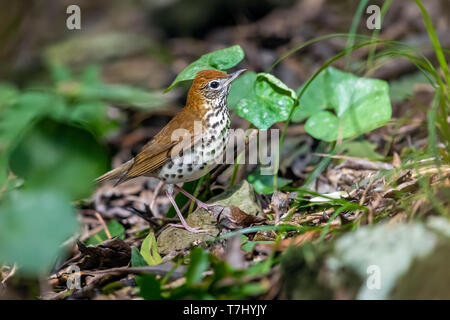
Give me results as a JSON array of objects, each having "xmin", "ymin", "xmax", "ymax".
[{"xmin": 96, "ymin": 159, "xmax": 134, "ymax": 186}]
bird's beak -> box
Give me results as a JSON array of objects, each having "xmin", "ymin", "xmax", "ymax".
[{"xmin": 224, "ymin": 69, "xmax": 247, "ymax": 86}]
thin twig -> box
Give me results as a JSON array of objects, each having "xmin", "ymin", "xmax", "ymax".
[{"xmin": 95, "ymin": 212, "xmax": 111, "ymax": 239}]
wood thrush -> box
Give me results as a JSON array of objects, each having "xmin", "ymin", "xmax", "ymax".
[{"xmin": 97, "ymin": 69, "xmax": 246, "ymax": 232}]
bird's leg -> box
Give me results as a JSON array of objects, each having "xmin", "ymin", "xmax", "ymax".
[
  {"xmin": 174, "ymin": 185, "xmax": 221, "ymax": 211},
  {"xmin": 165, "ymin": 190, "xmax": 208, "ymax": 233}
]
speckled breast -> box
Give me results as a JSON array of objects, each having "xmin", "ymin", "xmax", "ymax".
[{"xmin": 158, "ymin": 107, "xmax": 230, "ymax": 184}]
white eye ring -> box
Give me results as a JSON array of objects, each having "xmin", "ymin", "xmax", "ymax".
[{"xmin": 209, "ymin": 81, "xmax": 220, "ymax": 89}]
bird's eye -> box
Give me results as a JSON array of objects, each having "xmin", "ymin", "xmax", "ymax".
[{"xmin": 209, "ymin": 81, "xmax": 220, "ymax": 89}]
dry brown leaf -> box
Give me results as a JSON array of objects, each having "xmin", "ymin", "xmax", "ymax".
[
  {"xmin": 76, "ymin": 238, "xmax": 131, "ymax": 270},
  {"xmin": 212, "ymin": 205, "xmax": 266, "ymax": 230}
]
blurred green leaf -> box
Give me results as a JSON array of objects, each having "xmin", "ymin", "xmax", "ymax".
[
  {"xmin": 136, "ymin": 274, "xmax": 162, "ymax": 300},
  {"xmin": 245, "ymin": 258, "xmax": 274, "ymax": 277},
  {"xmin": 56, "ymin": 65, "xmax": 167, "ymax": 111},
  {"xmin": 85, "ymin": 220, "xmax": 125, "ymax": 246},
  {"xmin": 0, "ymin": 92, "xmax": 58, "ymax": 150},
  {"xmin": 48, "ymin": 62, "xmax": 73, "ymax": 83},
  {"xmin": 294, "ymin": 67, "xmax": 392, "ymax": 141},
  {"xmin": 0, "ymin": 189, "xmax": 78, "ymax": 275},
  {"xmin": 248, "ymin": 169, "xmax": 292, "ymax": 194},
  {"xmin": 185, "ymin": 247, "xmax": 210, "ymax": 286},
  {"xmin": 240, "ymin": 282, "xmax": 268, "ymax": 296},
  {"xmin": 68, "ymin": 101, "xmax": 115, "ymax": 137},
  {"xmin": 242, "ymin": 241, "xmax": 274, "ymax": 253},
  {"xmin": 230, "ymin": 73, "xmax": 295, "ymax": 129},
  {"xmin": 131, "ymin": 246, "xmax": 148, "ymax": 267},
  {"xmin": 0, "ymin": 92, "xmax": 61, "ymax": 186},
  {"xmin": 44, "ymin": 32, "xmax": 153, "ymax": 66},
  {"xmin": 336, "ymin": 140, "xmax": 384, "ymax": 160},
  {"xmin": 165, "ymin": 45, "xmax": 245, "ymax": 92},
  {"xmin": 389, "ymin": 71, "xmax": 429, "ymax": 103},
  {"xmin": 0, "ymin": 83, "xmax": 19, "ymax": 109},
  {"xmin": 73, "ymin": 83, "xmax": 166, "ymax": 110},
  {"xmin": 9, "ymin": 118, "xmax": 109, "ymax": 200},
  {"xmin": 140, "ymin": 232, "xmax": 162, "ymax": 266}
]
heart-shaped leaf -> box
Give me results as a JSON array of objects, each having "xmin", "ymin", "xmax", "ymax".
[
  {"xmin": 294, "ymin": 67, "xmax": 391, "ymax": 142},
  {"xmin": 229, "ymin": 72, "xmax": 295, "ymax": 129},
  {"xmin": 165, "ymin": 45, "xmax": 245, "ymax": 92}
]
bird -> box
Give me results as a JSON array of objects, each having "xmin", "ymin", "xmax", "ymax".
[{"xmin": 96, "ymin": 68, "xmax": 247, "ymax": 233}]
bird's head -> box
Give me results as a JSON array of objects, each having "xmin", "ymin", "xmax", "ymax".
[{"xmin": 187, "ymin": 69, "xmax": 246, "ymax": 109}]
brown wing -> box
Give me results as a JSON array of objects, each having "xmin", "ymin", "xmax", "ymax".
[{"xmin": 121, "ymin": 106, "xmax": 205, "ymax": 180}]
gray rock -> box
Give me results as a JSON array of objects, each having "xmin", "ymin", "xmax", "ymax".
[
  {"xmin": 157, "ymin": 180, "xmax": 262, "ymax": 255},
  {"xmin": 280, "ymin": 217, "xmax": 450, "ymax": 299},
  {"xmin": 327, "ymin": 222, "xmax": 437, "ymax": 299}
]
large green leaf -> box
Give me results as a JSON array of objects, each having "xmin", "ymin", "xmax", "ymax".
[
  {"xmin": 0, "ymin": 92, "xmax": 61, "ymax": 186},
  {"xmin": 9, "ymin": 118, "xmax": 109, "ymax": 199},
  {"xmin": 294, "ymin": 67, "xmax": 391, "ymax": 142},
  {"xmin": 0, "ymin": 189, "xmax": 78, "ymax": 275},
  {"xmin": 230, "ymin": 72, "xmax": 296, "ymax": 129},
  {"xmin": 165, "ymin": 45, "xmax": 245, "ymax": 92}
]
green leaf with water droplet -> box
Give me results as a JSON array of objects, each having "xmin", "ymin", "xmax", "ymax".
[
  {"xmin": 165, "ymin": 45, "xmax": 245, "ymax": 92},
  {"xmin": 229, "ymin": 72, "xmax": 295, "ymax": 129}
]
